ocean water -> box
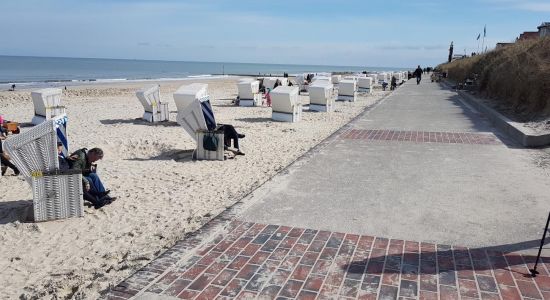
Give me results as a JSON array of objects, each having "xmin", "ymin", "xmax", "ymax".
[{"xmin": 0, "ymin": 55, "xmax": 406, "ymax": 88}]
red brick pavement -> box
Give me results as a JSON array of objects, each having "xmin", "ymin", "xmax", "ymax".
[
  {"xmin": 341, "ymin": 129, "xmax": 501, "ymax": 145},
  {"xmin": 105, "ymin": 221, "xmax": 549, "ymax": 299}
]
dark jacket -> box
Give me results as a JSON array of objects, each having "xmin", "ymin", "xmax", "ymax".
[
  {"xmin": 68, "ymin": 148, "xmax": 93, "ymax": 185},
  {"xmin": 414, "ymin": 67, "xmax": 423, "ymax": 77}
]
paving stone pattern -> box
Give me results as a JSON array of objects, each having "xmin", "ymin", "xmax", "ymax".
[
  {"xmin": 106, "ymin": 221, "xmax": 550, "ymax": 299},
  {"xmin": 341, "ymin": 129, "xmax": 501, "ymax": 145}
]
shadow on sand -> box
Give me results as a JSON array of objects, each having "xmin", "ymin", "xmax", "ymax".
[
  {"xmin": 125, "ymin": 149, "xmax": 195, "ymax": 162},
  {"xmin": 99, "ymin": 118, "xmax": 179, "ymax": 127}
]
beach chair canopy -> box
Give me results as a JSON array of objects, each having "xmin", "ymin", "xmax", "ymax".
[
  {"xmin": 312, "ymin": 76, "xmax": 332, "ymax": 84},
  {"xmin": 173, "ymin": 83, "xmax": 208, "ymax": 113},
  {"xmin": 377, "ymin": 73, "xmax": 388, "ymax": 82},
  {"xmin": 136, "ymin": 85, "xmax": 161, "ymax": 112},
  {"xmin": 338, "ymin": 80, "xmax": 357, "ymax": 96},
  {"xmin": 3, "ymin": 118, "xmax": 61, "ymax": 179},
  {"xmin": 174, "ymin": 84, "xmax": 216, "ymax": 141},
  {"xmin": 271, "ymin": 86, "xmax": 299, "ymax": 113},
  {"xmin": 31, "ymin": 88, "xmax": 63, "ymax": 117},
  {"xmin": 237, "ymin": 80, "xmax": 260, "ymax": 99},
  {"xmin": 309, "ymin": 81, "xmax": 333, "ymax": 104},
  {"xmin": 357, "ymin": 77, "xmax": 373, "ymax": 88}
]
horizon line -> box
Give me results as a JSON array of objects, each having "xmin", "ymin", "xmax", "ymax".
[{"xmin": 0, "ymin": 54, "xmax": 412, "ymax": 70}]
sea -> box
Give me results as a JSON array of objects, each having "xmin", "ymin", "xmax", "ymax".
[{"xmin": 0, "ymin": 55, "xmax": 407, "ymax": 89}]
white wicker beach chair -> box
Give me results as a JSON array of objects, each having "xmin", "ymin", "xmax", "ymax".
[
  {"xmin": 263, "ymin": 77, "xmax": 288, "ymax": 90},
  {"xmin": 3, "ymin": 115, "xmax": 83, "ymax": 222},
  {"xmin": 271, "ymin": 86, "xmax": 302, "ymax": 122},
  {"xmin": 337, "ymin": 80, "xmax": 357, "ymax": 102},
  {"xmin": 312, "ymin": 76, "xmax": 332, "ymax": 85},
  {"xmin": 377, "ymin": 72, "xmax": 388, "ymax": 84},
  {"xmin": 331, "ymin": 75, "xmax": 341, "ymax": 84},
  {"xmin": 136, "ymin": 85, "xmax": 169, "ymax": 122},
  {"xmin": 31, "ymin": 88, "xmax": 67, "ymax": 125},
  {"xmin": 309, "ymin": 81, "xmax": 334, "ymax": 112},
  {"xmin": 237, "ymin": 80, "xmax": 262, "ymax": 107},
  {"xmin": 174, "ymin": 84, "xmax": 224, "ymax": 160},
  {"xmin": 367, "ymin": 74, "xmax": 378, "ymax": 86},
  {"xmin": 357, "ymin": 77, "xmax": 373, "ymax": 93}
]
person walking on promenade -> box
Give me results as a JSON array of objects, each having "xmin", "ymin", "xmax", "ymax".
[{"xmin": 413, "ymin": 65, "xmax": 423, "ymax": 85}]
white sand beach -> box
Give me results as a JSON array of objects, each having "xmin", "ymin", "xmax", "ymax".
[{"xmin": 0, "ymin": 77, "xmax": 388, "ymax": 299}]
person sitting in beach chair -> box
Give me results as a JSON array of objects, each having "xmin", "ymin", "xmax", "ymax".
[
  {"xmin": 68, "ymin": 147, "xmax": 116, "ymax": 208},
  {"xmin": 199, "ymin": 104, "xmax": 245, "ymax": 155}
]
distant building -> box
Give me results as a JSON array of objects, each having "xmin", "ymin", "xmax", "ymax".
[
  {"xmin": 538, "ymin": 22, "xmax": 550, "ymax": 37},
  {"xmin": 518, "ymin": 31, "xmax": 539, "ymax": 41},
  {"xmin": 496, "ymin": 43, "xmax": 514, "ymax": 49}
]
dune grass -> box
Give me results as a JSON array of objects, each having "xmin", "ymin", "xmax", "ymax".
[{"xmin": 438, "ymin": 37, "xmax": 550, "ymax": 120}]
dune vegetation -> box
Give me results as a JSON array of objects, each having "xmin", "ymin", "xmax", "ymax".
[{"xmin": 438, "ymin": 37, "xmax": 550, "ymax": 120}]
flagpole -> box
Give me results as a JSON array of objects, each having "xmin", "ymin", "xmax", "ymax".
[{"xmin": 482, "ymin": 25, "xmax": 486, "ymax": 53}]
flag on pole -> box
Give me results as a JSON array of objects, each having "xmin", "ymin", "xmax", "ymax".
[
  {"xmin": 484, "ymin": 25, "xmax": 486, "ymax": 37},
  {"xmin": 477, "ymin": 33, "xmax": 481, "ymax": 40}
]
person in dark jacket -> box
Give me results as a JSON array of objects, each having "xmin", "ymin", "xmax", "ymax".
[
  {"xmin": 413, "ymin": 65, "xmax": 423, "ymax": 85},
  {"xmin": 391, "ymin": 76, "xmax": 397, "ymax": 90},
  {"xmin": 68, "ymin": 147, "xmax": 116, "ymax": 208}
]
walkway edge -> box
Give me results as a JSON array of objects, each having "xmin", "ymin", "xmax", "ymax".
[{"xmin": 443, "ymin": 81, "xmax": 550, "ymax": 147}]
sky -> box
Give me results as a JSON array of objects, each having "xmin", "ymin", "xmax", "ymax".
[{"xmin": 1, "ymin": 0, "xmax": 548, "ymax": 68}]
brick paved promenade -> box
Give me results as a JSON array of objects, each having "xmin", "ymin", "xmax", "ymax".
[{"xmin": 105, "ymin": 80, "xmax": 550, "ymax": 299}]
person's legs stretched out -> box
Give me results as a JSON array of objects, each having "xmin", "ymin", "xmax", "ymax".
[{"xmin": 221, "ymin": 124, "xmax": 245, "ymax": 155}]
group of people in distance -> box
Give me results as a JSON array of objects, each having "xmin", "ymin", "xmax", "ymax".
[{"xmin": 57, "ymin": 145, "xmax": 116, "ymax": 209}]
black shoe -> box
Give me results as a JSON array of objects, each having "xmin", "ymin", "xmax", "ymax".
[
  {"xmin": 236, "ymin": 150, "xmax": 245, "ymax": 156},
  {"xmin": 93, "ymin": 195, "xmax": 116, "ymax": 209},
  {"xmin": 93, "ymin": 197, "xmax": 109, "ymax": 209},
  {"xmin": 13, "ymin": 168, "xmax": 20, "ymax": 176},
  {"xmin": 98, "ymin": 190, "xmax": 111, "ymax": 197},
  {"xmin": 238, "ymin": 134, "xmax": 245, "ymax": 139},
  {"xmin": 1, "ymin": 166, "xmax": 6, "ymax": 176}
]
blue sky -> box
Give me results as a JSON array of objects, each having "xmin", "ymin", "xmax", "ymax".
[{"xmin": 1, "ymin": 0, "xmax": 548, "ymax": 68}]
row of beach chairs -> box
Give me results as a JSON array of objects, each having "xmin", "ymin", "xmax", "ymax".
[{"xmin": 3, "ymin": 72, "xmax": 407, "ymax": 222}]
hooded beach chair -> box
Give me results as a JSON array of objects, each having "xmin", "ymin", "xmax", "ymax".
[
  {"xmin": 357, "ymin": 77, "xmax": 373, "ymax": 93},
  {"xmin": 237, "ymin": 79, "xmax": 262, "ymax": 107},
  {"xmin": 312, "ymin": 76, "xmax": 332, "ymax": 85},
  {"xmin": 377, "ymin": 72, "xmax": 388, "ymax": 85},
  {"xmin": 31, "ymin": 88, "xmax": 67, "ymax": 125},
  {"xmin": 337, "ymin": 79, "xmax": 357, "ymax": 102},
  {"xmin": 309, "ymin": 81, "xmax": 334, "ymax": 112},
  {"xmin": 174, "ymin": 83, "xmax": 224, "ymax": 160},
  {"xmin": 367, "ymin": 74, "xmax": 378, "ymax": 86},
  {"xmin": 263, "ymin": 77, "xmax": 288, "ymax": 90},
  {"xmin": 136, "ymin": 85, "xmax": 169, "ymax": 122},
  {"xmin": 3, "ymin": 115, "xmax": 83, "ymax": 221},
  {"xmin": 331, "ymin": 75, "xmax": 341, "ymax": 84},
  {"xmin": 271, "ymin": 86, "xmax": 302, "ymax": 122},
  {"xmin": 295, "ymin": 74, "xmax": 310, "ymax": 93}
]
